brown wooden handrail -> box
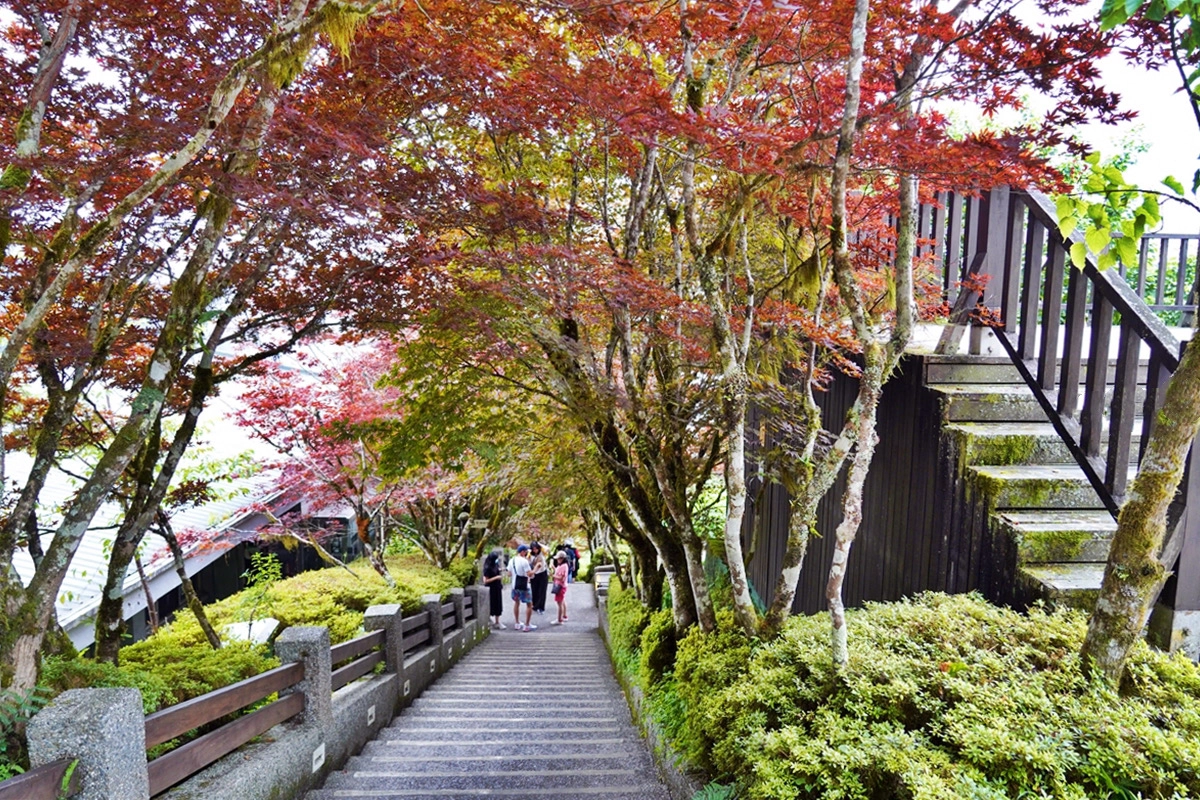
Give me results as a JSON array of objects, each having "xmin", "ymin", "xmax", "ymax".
[
  {"xmin": 0, "ymin": 758, "xmax": 80, "ymax": 800},
  {"xmin": 146, "ymin": 693, "xmax": 305, "ymax": 796},
  {"xmin": 330, "ymin": 629, "xmax": 385, "ymax": 667},
  {"xmin": 144, "ymin": 661, "xmax": 304, "ymax": 748}
]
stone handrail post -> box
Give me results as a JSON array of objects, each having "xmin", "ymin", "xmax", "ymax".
[
  {"xmin": 27, "ymin": 687, "xmax": 149, "ymax": 800},
  {"xmin": 274, "ymin": 626, "xmax": 332, "ymax": 729},
  {"xmin": 450, "ymin": 587, "xmax": 466, "ymax": 629},
  {"xmin": 363, "ymin": 603, "xmax": 405, "ymax": 674}
]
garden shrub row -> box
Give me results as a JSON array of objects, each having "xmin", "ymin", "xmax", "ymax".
[
  {"xmin": 39, "ymin": 553, "xmax": 467, "ymax": 711},
  {"xmin": 605, "ymin": 584, "xmax": 1200, "ymax": 800}
]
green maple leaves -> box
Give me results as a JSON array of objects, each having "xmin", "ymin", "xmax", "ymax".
[{"xmin": 1055, "ymin": 153, "xmax": 1162, "ymax": 270}]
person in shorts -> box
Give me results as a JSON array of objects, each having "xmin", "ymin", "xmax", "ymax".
[
  {"xmin": 508, "ymin": 544, "xmax": 536, "ymax": 631},
  {"xmin": 550, "ymin": 550, "xmax": 570, "ymax": 625}
]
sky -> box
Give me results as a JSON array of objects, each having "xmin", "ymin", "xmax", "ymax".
[{"xmin": 1082, "ymin": 51, "xmax": 1200, "ymax": 232}]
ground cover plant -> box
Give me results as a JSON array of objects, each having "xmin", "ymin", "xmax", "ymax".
[{"xmin": 606, "ymin": 585, "xmax": 1200, "ymax": 800}]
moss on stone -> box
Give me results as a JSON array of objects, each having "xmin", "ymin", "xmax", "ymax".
[{"xmin": 1019, "ymin": 527, "xmax": 1093, "ymax": 563}]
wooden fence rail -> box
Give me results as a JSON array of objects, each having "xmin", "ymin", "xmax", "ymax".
[
  {"xmin": 0, "ymin": 591, "xmax": 481, "ymax": 800},
  {"xmin": 0, "ymin": 759, "xmax": 79, "ymax": 800},
  {"xmin": 929, "ymin": 186, "xmax": 1200, "ymax": 634}
]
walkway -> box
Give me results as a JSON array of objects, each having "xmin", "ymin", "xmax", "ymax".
[{"xmin": 305, "ymin": 585, "xmax": 672, "ymax": 800}]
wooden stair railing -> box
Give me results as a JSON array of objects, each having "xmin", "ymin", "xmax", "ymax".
[{"xmin": 928, "ymin": 186, "xmax": 1200, "ymax": 618}]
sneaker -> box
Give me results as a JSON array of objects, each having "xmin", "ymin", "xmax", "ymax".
[
  {"xmin": 551, "ymin": 620, "xmax": 562, "ymax": 625},
  {"xmin": 514, "ymin": 623, "xmax": 525, "ymax": 631},
  {"xmin": 526, "ymin": 624, "xmax": 538, "ymax": 631},
  {"xmin": 496, "ymin": 622, "xmax": 507, "ymax": 629}
]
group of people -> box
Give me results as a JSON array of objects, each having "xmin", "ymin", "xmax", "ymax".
[{"xmin": 481, "ymin": 540, "xmax": 579, "ymax": 631}]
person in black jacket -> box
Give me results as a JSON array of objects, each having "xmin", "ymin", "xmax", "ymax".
[
  {"xmin": 529, "ymin": 542, "xmax": 549, "ymax": 616},
  {"xmin": 482, "ymin": 549, "xmax": 506, "ymax": 629}
]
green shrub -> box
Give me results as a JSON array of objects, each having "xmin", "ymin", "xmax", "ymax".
[
  {"xmin": 40, "ymin": 656, "xmax": 169, "ymax": 714},
  {"xmin": 687, "ymin": 593, "xmax": 1200, "ymax": 800},
  {"xmin": 607, "ymin": 584, "xmax": 651, "ymax": 666},
  {"xmin": 119, "ymin": 625, "xmax": 278, "ymax": 707},
  {"xmin": 447, "ymin": 557, "xmax": 477, "ymax": 587},
  {"xmin": 673, "ymin": 610, "xmax": 751, "ymax": 766},
  {"xmin": 639, "ymin": 608, "xmax": 676, "ymax": 688}
]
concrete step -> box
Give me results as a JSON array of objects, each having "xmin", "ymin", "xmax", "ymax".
[
  {"xmin": 993, "ymin": 510, "xmax": 1117, "ymax": 563},
  {"xmin": 925, "ymin": 354, "xmax": 1152, "ymax": 385},
  {"xmin": 930, "ymin": 384, "xmax": 1048, "ymax": 422},
  {"xmin": 968, "ymin": 464, "xmax": 1114, "ymax": 510},
  {"xmin": 947, "ymin": 421, "xmax": 1143, "ymax": 466},
  {"xmin": 340, "ymin": 753, "xmax": 639, "ymax": 775},
  {"xmin": 1019, "ymin": 563, "xmax": 1105, "ymax": 610},
  {"xmin": 359, "ymin": 739, "xmax": 648, "ymax": 760},
  {"xmin": 307, "ymin": 786, "xmax": 662, "ymax": 799}
]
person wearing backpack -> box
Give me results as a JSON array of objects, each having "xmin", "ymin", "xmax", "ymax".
[
  {"xmin": 562, "ymin": 540, "xmax": 579, "ymax": 582},
  {"xmin": 550, "ymin": 550, "xmax": 570, "ymax": 624},
  {"xmin": 507, "ymin": 544, "xmax": 537, "ymax": 631}
]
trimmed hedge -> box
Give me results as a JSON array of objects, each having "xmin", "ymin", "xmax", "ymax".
[{"xmin": 606, "ymin": 586, "xmax": 1200, "ymax": 800}]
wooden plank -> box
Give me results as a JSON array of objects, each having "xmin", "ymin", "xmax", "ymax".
[
  {"xmin": 1141, "ymin": 350, "xmax": 1171, "ymax": 462},
  {"xmin": 144, "ymin": 662, "xmax": 304, "ymax": 749},
  {"xmin": 945, "ymin": 193, "xmax": 966, "ymax": 305},
  {"xmin": 442, "ymin": 612, "xmax": 457, "ymax": 633},
  {"xmin": 0, "ymin": 758, "xmax": 80, "ymax": 800},
  {"xmin": 441, "ymin": 602, "xmax": 456, "ymax": 618},
  {"xmin": 1080, "ymin": 291, "xmax": 1114, "ymax": 458},
  {"xmin": 330, "ymin": 629, "xmax": 385, "ymax": 667},
  {"xmin": 401, "ymin": 611, "xmax": 430, "ymax": 634},
  {"xmin": 331, "ymin": 651, "xmax": 385, "ymax": 691},
  {"xmin": 147, "ymin": 692, "xmax": 304, "ymax": 796},
  {"xmin": 1106, "ymin": 320, "xmax": 1140, "ymax": 501},
  {"xmin": 1057, "ymin": 264, "xmax": 1087, "ymax": 417},
  {"xmin": 1037, "ymin": 238, "xmax": 1066, "ymax": 391},
  {"xmin": 1174, "ymin": 444, "xmax": 1200, "ymax": 613},
  {"xmin": 1018, "ymin": 223, "xmax": 1046, "ymax": 359},
  {"xmin": 401, "ymin": 627, "xmax": 431, "ymax": 651},
  {"xmin": 1001, "ymin": 191, "xmax": 1024, "ymax": 334}
]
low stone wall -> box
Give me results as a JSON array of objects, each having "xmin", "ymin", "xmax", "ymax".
[
  {"xmin": 25, "ymin": 586, "xmax": 490, "ymax": 800},
  {"xmin": 595, "ymin": 589, "xmax": 705, "ymax": 800}
]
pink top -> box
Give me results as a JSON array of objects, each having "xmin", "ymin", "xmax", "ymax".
[{"xmin": 554, "ymin": 563, "xmax": 568, "ymax": 585}]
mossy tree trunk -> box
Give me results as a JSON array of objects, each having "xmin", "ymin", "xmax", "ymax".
[{"xmin": 1081, "ymin": 339, "xmax": 1200, "ymax": 684}]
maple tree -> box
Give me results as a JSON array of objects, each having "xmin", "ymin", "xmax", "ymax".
[
  {"xmin": 0, "ymin": 0, "xmax": 461, "ymax": 685},
  {"xmin": 381, "ymin": 0, "xmax": 1127, "ymax": 647}
]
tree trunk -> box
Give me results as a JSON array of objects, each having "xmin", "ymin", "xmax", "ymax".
[
  {"xmin": 156, "ymin": 514, "xmax": 221, "ymax": 650},
  {"xmin": 1081, "ymin": 340, "xmax": 1200, "ymax": 683},
  {"xmin": 826, "ymin": 349, "xmax": 883, "ymax": 668}
]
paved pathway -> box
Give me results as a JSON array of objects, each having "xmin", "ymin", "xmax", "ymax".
[{"xmin": 306, "ymin": 584, "xmax": 671, "ymax": 800}]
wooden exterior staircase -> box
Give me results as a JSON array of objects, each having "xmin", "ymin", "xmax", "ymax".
[{"xmin": 746, "ymin": 186, "xmax": 1200, "ymax": 658}]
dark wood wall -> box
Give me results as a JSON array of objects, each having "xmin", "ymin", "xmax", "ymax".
[{"xmin": 745, "ymin": 355, "xmax": 949, "ymax": 615}]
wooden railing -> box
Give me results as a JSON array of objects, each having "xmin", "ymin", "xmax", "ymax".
[
  {"xmin": 926, "ymin": 186, "xmax": 1200, "ymax": 607},
  {"xmin": 0, "ymin": 589, "xmax": 483, "ymax": 800},
  {"xmin": 0, "ymin": 759, "xmax": 79, "ymax": 800},
  {"xmin": 145, "ymin": 661, "xmax": 307, "ymax": 795}
]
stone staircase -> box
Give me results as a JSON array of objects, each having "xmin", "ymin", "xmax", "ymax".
[
  {"xmin": 925, "ymin": 354, "xmax": 1133, "ymax": 610},
  {"xmin": 305, "ymin": 589, "xmax": 670, "ymax": 800}
]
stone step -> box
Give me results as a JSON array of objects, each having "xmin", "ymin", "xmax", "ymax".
[
  {"xmin": 322, "ymin": 765, "xmax": 649, "ymax": 791},
  {"xmin": 359, "ymin": 739, "xmax": 646, "ymax": 760},
  {"xmin": 946, "ymin": 421, "xmax": 1143, "ymax": 466},
  {"xmin": 307, "ymin": 786, "xmax": 659, "ymax": 799},
  {"xmin": 930, "ymin": 382, "xmax": 1147, "ymax": 424},
  {"xmin": 930, "ymin": 384, "xmax": 1047, "ymax": 422},
  {"xmin": 925, "ymin": 354, "xmax": 1152, "ymax": 385},
  {"xmin": 968, "ymin": 464, "xmax": 1114, "ymax": 510},
  {"xmin": 993, "ymin": 510, "xmax": 1117, "ymax": 563},
  {"xmin": 340, "ymin": 753, "xmax": 638, "ymax": 774},
  {"xmin": 1018, "ymin": 562, "xmax": 1105, "ymax": 610}
]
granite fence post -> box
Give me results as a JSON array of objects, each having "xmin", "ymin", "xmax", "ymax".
[
  {"xmin": 27, "ymin": 687, "xmax": 149, "ymax": 800},
  {"xmin": 275, "ymin": 626, "xmax": 333, "ymax": 729},
  {"xmin": 423, "ymin": 594, "xmax": 444, "ymax": 670},
  {"xmin": 364, "ymin": 603, "xmax": 405, "ymax": 675},
  {"xmin": 465, "ymin": 585, "xmax": 486, "ymax": 626},
  {"xmin": 450, "ymin": 587, "xmax": 466, "ymax": 630}
]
